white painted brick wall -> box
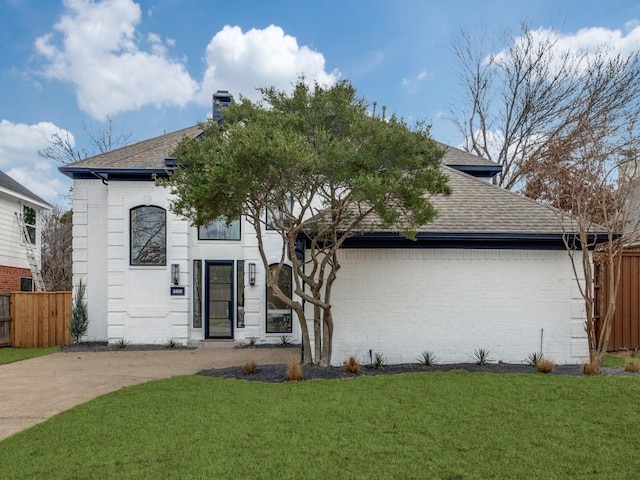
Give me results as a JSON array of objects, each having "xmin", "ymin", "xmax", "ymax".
[{"xmin": 311, "ymin": 248, "xmax": 588, "ymax": 366}]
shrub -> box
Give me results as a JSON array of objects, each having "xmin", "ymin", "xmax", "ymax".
[
  {"xmin": 373, "ymin": 352, "xmax": 387, "ymax": 370},
  {"xmin": 242, "ymin": 359, "xmax": 257, "ymax": 375},
  {"xmin": 343, "ymin": 356, "xmax": 360, "ymax": 374},
  {"xmin": 69, "ymin": 279, "xmax": 89, "ymax": 343},
  {"xmin": 280, "ymin": 335, "xmax": 291, "ymax": 346},
  {"xmin": 165, "ymin": 338, "xmax": 181, "ymax": 348},
  {"xmin": 417, "ymin": 351, "xmax": 437, "ymax": 366},
  {"xmin": 286, "ymin": 361, "xmax": 303, "ymax": 381},
  {"xmin": 624, "ymin": 360, "xmax": 640, "ymax": 373},
  {"xmin": 526, "ymin": 352, "xmax": 543, "ymax": 368},
  {"xmin": 115, "ymin": 338, "xmax": 129, "ymax": 349},
  {"xmin": 473, "ymin": 348, "xmax": 491, "ymax": 366},
  {"xmin": 536, "ymin": 357, "xmax": 556, "ymax": 373},
  {"xmin": 582, "ymin": 361, "xmax": 601, "ymax": 375}
]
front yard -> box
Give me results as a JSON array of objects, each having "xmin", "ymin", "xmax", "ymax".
[
  {"xmin": 1, "ymin": 371, "xmax": 639, "ymax": 479},
  {"xmin": 0, "ymin": 346, "xmax": 59, "ymax": 365}
]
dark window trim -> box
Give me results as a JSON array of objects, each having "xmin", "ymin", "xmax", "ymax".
[
  {"xmin": 204, "ymin": 260, "xmax": 235, "ymax": 340},
  {"xmin": 265, "ymin": 263, "xmax": 293, "ymax": 334},
  {"xmin": 20, "ymin": 277, "xmax": 33, "ymax": 292},
  {"xmin": 129, "ymin": 205, "xmax": 167, "ymax": 266},
  {"xmin": 237, "ymin": 260, "xmax": 245, "ymax": 329},
  {"xmin": 197, "ymin": 218, "xmax": 241, "ymax": 241}
]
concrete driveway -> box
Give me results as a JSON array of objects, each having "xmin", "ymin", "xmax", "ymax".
[{"xmin": 0, "ymin": 347, "xmax": 294, "ymax": 441}]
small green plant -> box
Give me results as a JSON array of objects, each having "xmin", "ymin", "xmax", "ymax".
[
  {"xmin": 286, "ymin": 360, "xmax": 303, "ymax": 381},
  {"xmin": 343, "ymin": 356, "xmax": 360, "ymax": 374},
  {"xmin": 417, "ymin": 351, "xmax": 437, "ymax": 366},
  {"xmin": 115, "ymin": 338, "xmax": 129, "ymax": 349},
  {"xmin": 280, "ymin": 335, "xmax": 291, "ymax": 346},
  {"xmin": 165, "ymin": 338, "xmax": 180, "ymax": 348},
  {"xmin": 242, "ymin": 359, "xmax": 257, "ymax": 375},
  {"xmin": 246, "ymin": 336, "xmax": 258, "ymax": 347},
  {"xmin": 473, "ymin": 348, "xmax": 491, "ymax": 366},
  {"xmin": 373, "ymin": 352, "xmax": 387, "ymax": 370},
  {"xmin": 526, "ymin": 352, "xmax": 543, "ymax": 368},
  {"xmin": 69, "ymin": 279, "xmax": 89, "ymax": 343}
]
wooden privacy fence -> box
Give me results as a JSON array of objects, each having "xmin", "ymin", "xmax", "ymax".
[
  {"xmin": 10, "ymin": 292, "xmax": 72, "ymax": 348},
  {"xmin": 596, "ymin": 249, "xmax": 640, "ymax": 351}
]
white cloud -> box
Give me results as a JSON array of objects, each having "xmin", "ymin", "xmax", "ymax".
[
  {"xmin": 401, "ymin": 69, "xmax": 431, "ymax": 93},
  {"xmin": 198, "ymin": 25, "xmax": 340, "ymax": 103},
  {"xmin": 492, "ymin": 24, "xmax": 640, "ymax": 69},
  {"xmin": 34, "ymin": 2, "xmax": 340, "ymax": 117},
  {"xmin": 0, "ymin": 120, "xmax": 72, "ymax": 203},
  {"xmin": 35, "ymin": 0, "xmax": 198, "ymax": 119}
]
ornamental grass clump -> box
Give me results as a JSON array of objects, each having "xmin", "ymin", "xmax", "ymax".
[
  {"xmin": 624, "ymin": 360, "xmax": 640, "ymax": 373},
  {"xmin": 242, "ymin": 359, "xmax": 257, "ymax": 375},
  {"xmin": 536, "ymin": 357, "xmax": 556, "ymax": 374},
  {"xmin": 582, "ymin": 361, "xmax": 601, "ymax": 375},
  {"xmin": 286, "ymin": 361, "xmax": 303, "ymax": 381},
  {"xmin": 343, "ymin": 356, "xmax": 360, "ymax": 374},
  {"xmin": 417, "ymin": 351, "xmax": 437, "ymax": 367}
]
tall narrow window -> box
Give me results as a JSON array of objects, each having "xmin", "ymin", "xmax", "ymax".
[
  {"xmin": 23, "ymin": 205, "xmax": 36, "ymax": 244},
  {"xmin": 198, "ymin": 217, "xmax": 240, "ymax": 240},
  {"xmin": 266, "ymin": 264, "xmax": 292, "ymax": 333},
  {"xmin": 130, "ymin": 206, "xmax": 166, "ymax": 265},
  {"xmin": 193, "ymin": 260, "xmax": 202, "ymax": 328},
  {"xmin": 237, "ymin": 260, "xmax": 245, "ymax": 328}
]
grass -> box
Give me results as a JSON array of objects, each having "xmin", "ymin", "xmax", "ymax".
[
  {"xmin": 0, "ymin": 347, "xmax": 59, "ymax": 365},
  {"xmin": 1, "ymin": 372, "xmax": 640, "ymax": 479},
  {"xmin": 604, "ymin": 353, "xmax": 640, "ymax": 368}
]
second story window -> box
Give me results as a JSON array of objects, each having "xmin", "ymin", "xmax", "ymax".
[
  {"xmin": 198, "ymin": 217, "xmax": 240, "ymax": 240},
  {"xmin": 130, "ymin": 206, "xmax": 166, "ymax": 266},
  {"xmin": 23, "ymin": 205, "xmax": 36, "ymax": 245}
]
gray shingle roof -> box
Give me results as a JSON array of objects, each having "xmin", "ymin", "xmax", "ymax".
[
  {"xmin": 422, "ymin": 166, "xmax": 563, "ymax": 234},
  {"xmin": 60, "ymin": 125, "xmax": 495, "ymax": 172},
  {"xmin": 60, "ymin": 125, "xmax": 203, "ymax": 172},
  {"xmin": 0, "ymin": 169, "xmax": 51, "ymax": 207},
  {"xmin": 322, "ymin": 166, "xmax": 568, "ymax": 236},
  {"xmin": 60, "ymin": 124, "xmax": 567, "ymax": 236},
  {"xmin": 438, "ymin": 142, "xmax": 497, "ymax": 167}
]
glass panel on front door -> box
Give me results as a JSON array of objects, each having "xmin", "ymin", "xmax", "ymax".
[{"xmin": 206, "ymin": 262, "xmax": 234, "ymax": 338}]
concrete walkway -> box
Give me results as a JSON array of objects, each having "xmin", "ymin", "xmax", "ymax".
[{"xmin": 0, "ymin": 347, "xmax": 294, "ymax": 441}]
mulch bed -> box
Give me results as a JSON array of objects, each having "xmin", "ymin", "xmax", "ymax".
[{"xmin": 197, "ymin": 362, "xmax": 638, "ymax": 383}]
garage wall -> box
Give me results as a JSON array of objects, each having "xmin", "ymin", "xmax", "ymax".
[{"xmin": 323, "ymin": 248, "xmax": 588, "ymax": 366}]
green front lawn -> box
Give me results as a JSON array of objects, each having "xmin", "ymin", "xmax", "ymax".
[
  {"xmin": 2, "ymin": 371, "xmax": 640, "ymax": 479},
  {"xmin": 0, "ymin": 346, "xmax": 59, "ymax": 365}
]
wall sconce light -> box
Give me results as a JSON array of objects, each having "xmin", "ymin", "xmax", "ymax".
[
  {"xmin": 171, "ymin": 264, "xmax": 180, "ymax": 285},
  {"xmin": 248, "ymin": 263, "xmax": 256, "ymax": 286}
]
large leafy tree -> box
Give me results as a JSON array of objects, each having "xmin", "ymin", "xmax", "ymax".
[{"xmin": 165, "ymin": 80, "xmax": 450, "ymax": 366}]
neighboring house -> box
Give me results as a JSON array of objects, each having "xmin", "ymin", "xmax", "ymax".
[
  {"xmin": 0, "ymin": 169, "xmax": 51, "ymax": 292},
  {"xmin": 59, "ymin": 125, "xmax": 591, "ymax": 365}
]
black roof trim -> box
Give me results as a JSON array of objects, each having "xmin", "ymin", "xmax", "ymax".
[{"xmin": 300, "ymin": 231, "xmax": 606, "ymax": 251}]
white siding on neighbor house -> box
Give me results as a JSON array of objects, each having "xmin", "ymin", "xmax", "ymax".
[
  {"xmin": 316, "ymin": 248, "xmax": 588, "ymax": 366},
  {"xmin": 0, "ymin": 193, "xmax": 43, "ymax": 270}
]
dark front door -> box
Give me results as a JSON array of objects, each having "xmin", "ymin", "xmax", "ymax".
[{"xmin": 205, "ymin": 261, "xmax": 234, "ymax": 339}]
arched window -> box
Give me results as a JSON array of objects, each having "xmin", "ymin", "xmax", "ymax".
[
  {"xmin": 266, "ymin": 264, "xmax": 292, "ymax": 333},
  {"xmin": 130, "ymin": 206, "xmax": 166, "ymax": 265}
]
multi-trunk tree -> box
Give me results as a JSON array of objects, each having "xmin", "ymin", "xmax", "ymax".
[
  {"xmin": 452, "ymin": 24, "xmax": 640, "ymax": 368},
  {"xmin": 165, "ymin": 80, "xmax": 450, "ymax": 366}
]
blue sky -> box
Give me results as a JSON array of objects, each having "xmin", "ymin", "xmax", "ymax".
[{"xmin": 2, "ymin": 0, "xmax": 640, "ymax": 205}]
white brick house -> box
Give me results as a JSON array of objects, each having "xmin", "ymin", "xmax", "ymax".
[{"xmin": 60, "ymin": 126, "xmax": 591, "ymax": 365}]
